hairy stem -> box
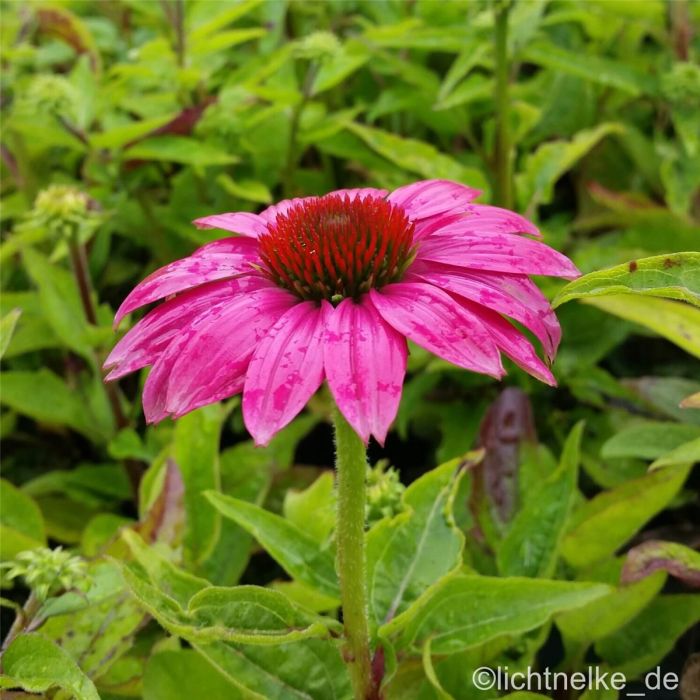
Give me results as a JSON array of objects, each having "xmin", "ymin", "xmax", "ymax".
[
  {"xmin": 493, "ymin": 0, "xmax": 513, "ymax": 209},
  {"xmin": 333, "ymin": 408, "xmax": 377, "ymax": 700}
]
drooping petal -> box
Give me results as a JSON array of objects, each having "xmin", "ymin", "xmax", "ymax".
[
  {"xmin": 323, "ymin": 298, "xmax": 407, "ymax": 445},
  {"xmin": 369, "ymin": 282, "xmax": 504, "ymax": 378},
  {"xmin": 114, "ymin": 238, "xmax": 261, "ymax": 325},
  {"xmin": 161, "ymin": 287, "xmax": 297, "ymax": 421},
  {"xmin": 423, "ymin": 204, "xmax": 541, "ymax": 240},
  {"xmin": 243, "ymin": 302, "xmax": 325, "ymax": 446},
  {"xmin": 457, "ymin": 299, "xmax": 556, "ymax": 386},
  {"xmin": 408, "ymin": 261, "xmax": 561, "ymax": 359},
  {"xmin": 192, "ymin": 211, "xmax": 269, "ymax": 237},
  {"xmin": 416, "ymin": 231, "xmax": 580, "ymax": 279},
  {"xmin": 388, "ymin": 179, "xmax": 481, "ymax": 221},
  {"xmin": 105, "ymin": 277, "xmax": 271, "ymax": 381}
]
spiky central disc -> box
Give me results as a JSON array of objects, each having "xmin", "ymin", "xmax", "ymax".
[{"xmin": 258, "ymin": 194, "xmax": 415, "ymax": 302}]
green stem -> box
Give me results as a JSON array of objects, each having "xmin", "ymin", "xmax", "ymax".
[
  {"xmin": 282, "ymin": 61, "xmax": 318, "ymax": 198},
  {"xmin": 493, "ymin": 0, "xmax": 513, "ymax": 209},
  {"xmin": 333, "ymin": 408, "xmax": 377, "ymax": 700}
]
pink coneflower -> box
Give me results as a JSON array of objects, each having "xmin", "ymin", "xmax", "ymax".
[{"xmin": 105, "ymin": 180, "xmax": 579, "ymax": 445}]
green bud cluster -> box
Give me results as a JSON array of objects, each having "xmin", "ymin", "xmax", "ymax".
[
  {"xmin": 16, "ymin": 74, "xmax": 79, "ymax": 121},
  {"xmin": 366, "ymin": 460, "xmax": 405, "ymax": 524},
  {"xmin": 293, "ymin": 31, "xmax": 341, "ymax": 62},
  {"xmin": 27, "ymin": 184, "xmax": 102, "ymax": 243},
  {"xmin": 662, "ymin": 62, "xmax": 700, "ymax": 109},
  {"xmin": 2, "ymin": 547, "xmax": 89, "ymax": 601}
]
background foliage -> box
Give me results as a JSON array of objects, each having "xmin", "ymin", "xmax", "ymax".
[{"xmin": 1, "ymin": 1, "xmax": 699, "ymax": 698}]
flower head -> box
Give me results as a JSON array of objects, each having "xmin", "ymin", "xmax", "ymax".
[{"xmin": 105, "ymin": 180, "xmax": 579, "ymax": 445}]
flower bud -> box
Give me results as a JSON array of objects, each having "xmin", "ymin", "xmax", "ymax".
[{"xmin": 366, "ymin": 460, "xmax": 405, "ymax": 524}]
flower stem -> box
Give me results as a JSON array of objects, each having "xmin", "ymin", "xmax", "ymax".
[
  {"xmin": 333, "ymin": 408, "xmax": 377, "ymax": 700},
  {"xmin": 493, "ymin": 0, "xmax": 513, "ymax": 210},
  {"xmin": 68, "ymin": 235, "xmax": 143, "ymax": 497}
]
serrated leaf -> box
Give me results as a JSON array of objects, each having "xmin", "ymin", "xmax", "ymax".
[
  {"xmin": 497, "ymin": 422, "xmax": 583, "ymax": 578},
  {"xmin": 205, "ymin": 492, "xmax": 339, "ymax": 599},
  {"xmin": 582, "ymin": 295, "xmax": 700, "ymax": 359},
  {"xmin": 380, "ymin": 571, "xmax": 609, "ymax": 654},
  {"xmin": 561, "ymin": 464, "xmax": 693, "ymax": 568},
  {"xmin": 554, "ymin": 253, "xmax": 700, "ymax": 308},
  {"xmin": 366, "ymin": 458, "xmax": 467, "ymax": 626},
  {"xmin": 0, "ymin": 633, "xmax": 99, "ymax": 700}
]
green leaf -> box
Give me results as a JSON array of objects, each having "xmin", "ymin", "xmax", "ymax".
[
  {"xmin": 650, "ymin": 437, "xmax": 700, "ymax": 470},
  {"xmin": 595, "ymin": 595, "xmax": 700, "ymax": 677},
  {"xmin": 0, "ymin": 633, "xmax": 99, "ymax": 700},
  {"xmin": 283, "ymin": 471, "xmax": 336, "ymax": 545},
  {"xmin": 193, "ymin": 638, "xmax": 351, "ymax": 700},
  {"xmin": 523, "ymin": 43, "xmax": 658, "ymax": 96},
  {"xmin": 561, "ymin": 464, "xmax": 693, "ymax": 568},
  {"xmin": 380, "ymin": 570, "xmax": 609, "ymax": 654},
  {"xmin": 90, "ymin": 114, "xmax": 176, "ymax": 149},
  {"xmin": 0, "ymin": 478, "xmax": 46, "ymax": 559},
  {"xmin": 143, "ymin": 649, "xmax": 243, "ymax": 700},
  {"xmin": 622, "ymin": 540, "xmax": 700, "ymax": 587},
  {"xmin": 0, "ymin": 370, "xmax": 102, "ymax": 442},
  {"xmin": 124, "ymin": 136, "xmax": 239, "ymax": 166},
  {"xmin": 173, "ymin": 405, "xmax": 225, "ymax": 568},
  {"xmin": 554, "ymin": 253, "xmax": 700, "ymax": 308},
  {"xmin": 517, "ymin": 123, "xmax": 624, "ymax": 210},
  {"xmin": 312, "ymin": 40, "xmax": 370, "ymax": 94},
  {"xmin": 216, "ymin": 173, "xmax": 272, "ymax": 204},
  {"xmin": 345, "ymin": 122, "xmax": 488, "ymax": 191},
  {"xmin": 205, "ymin": 491, "xmax": 339, "ymax": 599},
  {"xmin": 189, "ymin": 28, "xmax": 266, "ymax": 56},
  {"xmin": 556, "ymin": 570, "xmax": 666, "ymax": 646},
  {"xmin": 582, "ymin": 295, "xmax": 700, "ymax": 359},
  {"xmin": 39, "ymin": 560, "xmax": 147, "ymax": 682},
  {"xmin": 366, "ymin": 458, "xmax": 466, "ymax": 626},
  {"xmin": 22, "ymin": 247, "xmax": 93, "ymax": 359},
  {"xmin": 601, "ymin": 421, "xmax": 700, "ymax": 460},
  {"xmin": 497, "ymin": 422, "xmax": 583, "ymax": 578},
  {"xmin": 0, "ymin": 308, "xmax": 21, "ymax": 359}
]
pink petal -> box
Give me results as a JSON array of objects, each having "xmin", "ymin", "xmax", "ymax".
[
  {"xmin": 408, "ymin": 262, "xmax": 560, "ymax": 360},
  {"xmin": 323, "ymin": 298, "xmax": 407, "ymax": 445},
  {"xmin": 243, "ymin": 302, "xmax": 325, "ymax": 446},
  {"xmin": 369, "ymin": 282, "xmax": 504, "ymax": 378},
  {"xmin": 105, "ymin": 277, "xmax": 271, "ymax": 381},
  {"xmin": 258, "ymin": 196, "xmax": 318, "ymax": 224},
  {"xmin": 458, "ymin": 299, "xmax": 556, "ymax": 386},
  {"xmin": 426, "ymin": 204, "xmax": 540, "ymax": 239},
  {"xmin": 192, "ymin": 211, "xmax": 269, "ymax": 237},
  {"xmin": 161, "ymin": 287, "xmax": 297, "ymax": 421},
  {"xmin": 387, "ymin": 179, "xmax": 481, "ymax": 221},
  {"xmin": 417, "ymin": 232, "xmax": 580, "ymax": 279},
  {"xmin": 114, "ymin": 238, "xmax": 261, "ymax": 325}
]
